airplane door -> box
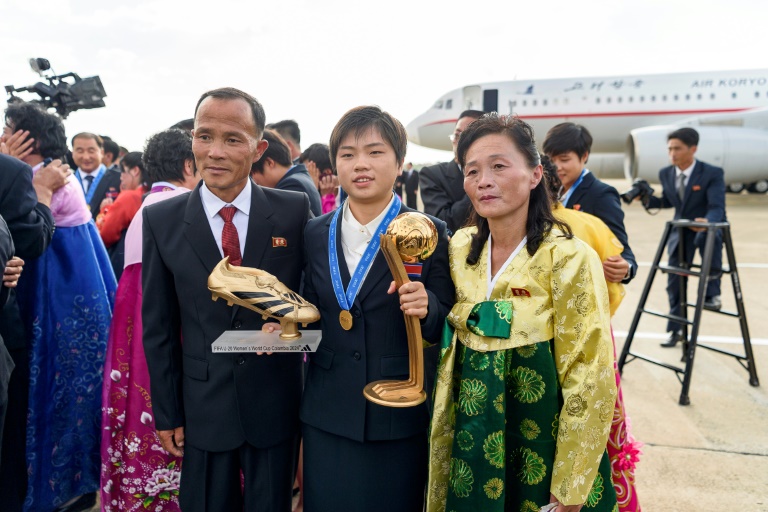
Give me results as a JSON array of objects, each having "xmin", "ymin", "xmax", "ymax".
[
  {"xmin": 463, "ymin": 86, "xmax": 482, "ymax": 110},
  {"xmin": 483, "ymin": 89, "xmax": 498, "ymax": 113}
]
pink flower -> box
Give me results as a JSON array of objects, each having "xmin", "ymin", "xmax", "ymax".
[
  {"xmin": 616, "ymin": 440, "xmax": 643, "ymax": 471},
  {"xmin": 144, "ymin": 467, "xmax": 180, "ymax": 497}
]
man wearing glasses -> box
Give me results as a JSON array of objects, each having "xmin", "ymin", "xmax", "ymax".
[{"xmin": 419, "ymin": 109, "xmax": 484, "ymax": 235}]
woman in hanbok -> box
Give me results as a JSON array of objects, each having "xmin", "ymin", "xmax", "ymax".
[
  {"xmin": 543, "ymin": 155, "xmax": 642, "ymax": 511},
  {"xmin": 426, "ymin": 114, "xmax": 619, "ymax": 512},
  {"xmin": 7, "ymin": 105, "xmax": 117, "ymax": 511},
  {"xmin": 100, "ymin": 128, "xmax": 199, "ymax": 512}
]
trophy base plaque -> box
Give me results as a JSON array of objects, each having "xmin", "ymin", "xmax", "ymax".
[
  {"xmin": 363, "ymin": 380, "xmax": 427, "ymax": 407},
  {"xmin": 212, "ymin": 330, "xmax": 322, "ymax": 353}
]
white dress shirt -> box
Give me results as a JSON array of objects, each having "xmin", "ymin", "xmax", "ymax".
[
  {"xmin": 200, "ymin": 181, "xmax": 251, "ymax": 258},
  {"xmin": 675, "ymin": 160, "xmax": 696, "ymax": 190},
  {"xmin": 78, "ymin": 164, "xmax": 106, "ymax": 193},
  {"xmin": 340, "ymin": 193, "xmax": 397, "ymax": 279}
]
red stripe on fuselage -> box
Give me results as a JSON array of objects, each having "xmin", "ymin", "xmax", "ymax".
[{"xmin": 422, "ymin": 107, "xmax": 754, "ymax": 126}]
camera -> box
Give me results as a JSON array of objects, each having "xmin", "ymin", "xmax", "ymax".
[
  {"xmin": 620, "ymin": 178, "xmax": 655, "ymax": 205},
  {"xmin": 5, "ymin": 58, "xmax": 107, "ymax": 119}
]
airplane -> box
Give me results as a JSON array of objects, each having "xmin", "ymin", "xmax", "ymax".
[{"xmin": 406, "ymin": 69, "xmax": 768, "ymax": 193}]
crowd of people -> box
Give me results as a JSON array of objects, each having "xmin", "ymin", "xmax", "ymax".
[{"xmin": 0, "ymin": 85, "xmax": 726, "ymax": 512}]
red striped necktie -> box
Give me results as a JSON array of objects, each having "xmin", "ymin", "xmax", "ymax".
[{"xmin": 218, "ymin": 206, "xmax": 242, "ymax": 266}]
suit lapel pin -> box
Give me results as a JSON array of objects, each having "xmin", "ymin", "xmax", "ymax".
[{"xmin": 272, "ymin": 237, "xmax": 288, "ymax": 248}]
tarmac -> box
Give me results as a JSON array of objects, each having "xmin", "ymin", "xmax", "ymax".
[
  {"xmin": 89, "ymin": 182, "xmax": 768, "ymax": 512},
  {"xmin": 604, "ymin": 182, "xmax": 768, "ymax": 511}
]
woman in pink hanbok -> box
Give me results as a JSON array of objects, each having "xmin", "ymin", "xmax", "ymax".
[{"xmin": 100, "ymin": 129, "xmax": 200, "ymax": 512}]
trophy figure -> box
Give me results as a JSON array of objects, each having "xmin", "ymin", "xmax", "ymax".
[
  {"xmin": 363, "ymin": 212, "xmax": 438, "ymax": 407},
  {"xmin": 208, "ymin": 257, "xmax": 320, "ymax": 341}
]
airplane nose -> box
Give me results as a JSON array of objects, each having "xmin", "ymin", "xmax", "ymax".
[{"xmin": 406, "ymin": 119, "xmax": 421, "ymax": 146}]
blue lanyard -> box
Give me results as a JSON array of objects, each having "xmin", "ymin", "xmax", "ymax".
[
  {"xmin": 328, "ymin": 194, "xmax": 401, "ymax": 311},
  {"xmin": 75, "ymin": 166, "xmax": 106, "ymax": 204},
  {"xmin": 560, "ymin": 169, "xmax": 587, "ymax": 205}
]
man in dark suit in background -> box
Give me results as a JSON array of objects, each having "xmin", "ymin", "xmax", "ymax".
[
  {"xmin": 250, "ymin": 129, "xmax": 322, "ymax": 216},
  {"xmin": 71, "ymin": 132, "xmax": 122, "ymax": 216},
  {"xmin": 644, "ymin": 127, "xmax": 726, "ymax": 347},
  {"xmin": 0, "ymin": 149, "xmax": 69, "ymax": 510},
  {"xmin": 267, "ymin": 119, "xmax": 302, "ymax": 163},
  {"xmin": 543, "ymin": 122, "xmax": 638, "ymax": 285},
  {"xmin": 142, "ymin": 87, "xmax": 310, "ymax": 511},
  {"xmin": 419, "ymin": 110, "xmax": 484, "ymax": 234},
  {"xmin": 402, "ymin": 162, "xmax": 419, "ymax": 209}
]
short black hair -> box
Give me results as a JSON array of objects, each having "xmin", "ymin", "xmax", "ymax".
[
  {"xmin": 121, "ymin": 151, "xmax": 145, "ymax": 175},
  {"xmin": 266, "ymin": 119, "xmax": 300, "ymax": 145},
  {"xmin": 4, "ymin": 102, "xmax": 67, "ymax": 159},
  {"xmin": 329, "ymin": 106, "xmax": 407, "ymax": 171},
  {"xmin": 143, "ymin": 128, "xmax": 194, "ymax": 184},
  {"xmin": 667, "ymin": 127, "xmax": 699, "ymax": 147},
  {"xmin": 251, "ymin": 129, "xmax": 293, "ymax": 174},
  {"xmin": 542, "ymin": 122, "xmax": 593, "ymax": 159},
  {"xmin": 194, "ymin": 87, "xmax": 266, "ymax": 136},
  {"xmin": 170, "ymin": 118, "xmax": 194, "ymax": 132},
  {"xmin": 299, "ymin": 143, "xmax": 332, "ymax": 172},
  {"xmin": 458, "ymin": 110, "xmax": 485, "ymax": 122},
  {"xmin": 101, "ymin": 136, "xmax": 120, "ymax": 160},
  {"xmin": 72, "ymin": 132, "xmax": 104, "ymax": 149}
]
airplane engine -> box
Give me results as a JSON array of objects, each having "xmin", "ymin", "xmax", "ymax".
[{"xmin": 625, "ymin": 125, "xmax": 768, "ymax": 184}]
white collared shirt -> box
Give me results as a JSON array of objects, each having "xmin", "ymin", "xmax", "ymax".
[
  {"xmin": 675, "ymin": 160, "xmax": 696, "ymax": 190},
  {"xmin": 78, "ymin": 164, "xmax": 106, "ymax": 192},
  {"xmin": 486, "ymin": 234, "xmax": 527, "ymax": 299},
  {"xmin": 340, "ymin": 193, "xmax": 397, "ymax": 278},
  {"xmin": 200, "ymin": 181, "xmax": 251, "ymax": 258}
]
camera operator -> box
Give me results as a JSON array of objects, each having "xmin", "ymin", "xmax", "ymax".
[{"xmin": 644, "ymin": 127, "xmax": 727, "ymax": 348}]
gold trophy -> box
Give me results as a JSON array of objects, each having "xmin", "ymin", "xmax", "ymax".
[
  {"xmin": 363, "ymin": 212, "xmax": 438, "ymax": 407},
  {"xmin": 208, "ymin": 257, "xmax": 320, "ymax": 341}
]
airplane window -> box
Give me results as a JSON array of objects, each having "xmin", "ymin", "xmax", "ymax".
[
  {"xmin": 543, "ymin": 99, "xmax": 547, "ymax": 106},
  {"xmin": 661, "ymin": 95, "xmax": 667, "ymax": 101},
  {"xmin": 651, "ymin": 95, "xmax": 656, "ymax": 101},
  {"xmin": 617, "ymin": 96, "xmax": 622, "ymax": 103},
  {"xmin": 564, "ymin": 98, "xmax": 569, "ymax": 105},
  {"xmin": 628, "ymin": 96, "xmax": 633, "ymax": 103},
  {"xmin": 710, "ymin": 93, "xmax": 715, "ymax": 99},
  {"xmin": 433, "ymin": 100, "xmax": 443, "ymax": 109},
  {"xmin": 731, "ymin": 92, "xmax": 737, "ymax": 99},
  {"xmin": 639, "ymin": 96, "xmax": 644, "ymax": 102},
  {"xmin": 522, "ymin": 100, "xmax": 527, "ymax": 107},
  {"xmin": 685, "ymin": 94, "xmax": 690, "ymax": 100},
  {"xmin": 446, "ymin": 99, "xmax": 453, "ymax": 109},
  {"xmin": 756, "ymin": 91, "xmax": 760, "ymax": 98},
  {"xmin": 606, "ymin": 97, "xmax": 611, "ymax": 104},
  {"xmin": 596, "ymin": 97, "xmax": 600, "ymax": 104},
  {"xmin": 673, "ymin": 94, "xmax": 679, "ymax": 101},
  {"xmin": 511, "ymin": 100, "xmax": 517, "ymax": 107},
  {"xmin": 532, "ymin": 100, "xmax": 537, "ymax": 106},
  {"xmin": 697, "ymin": 94, "xmax": 702, "ymax": 100}
]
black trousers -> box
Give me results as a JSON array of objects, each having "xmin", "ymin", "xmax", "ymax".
[
  {"xmin": 0, "ymin": 346, "xmax": 29, "ymax": 512},
  {"xmin": 666, "ymin": 230, "xmax": 723, "ymax": 332},
  {"xmin": 302, "ymin": 424, "xmax": 427, "ymax": 512},
  {"xmin": 179, "ymin": 437, "xmax": 297, "ymax": 512}
]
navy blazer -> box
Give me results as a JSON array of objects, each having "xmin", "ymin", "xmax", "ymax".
[
  {"xmin": 419, "ymin": 160, "xmax": 473, "ymax": 235},
  {"xmin": 276, "ymin": 163, "xmax": 322, "ymax": 217},
  {"xmin": 564, "ymin": 171, "xmax": 638, "ymax": 282},
  {"xmin": 142, "ymin": 181, "xmax": 311, "ymax": 452},
  {"xmin": 0, "ymin": 154, "xmax": 56, "ymax": 350},
  {"xmin": 647, "ymin": 160, "xmax": 726, "ymax": 252},
  {"xmin": 300, "ymin": 205, "xmax": 454, "ymax": 443},
  {"xmin": 80, "ymin": 167, "xmax": 121, "ymax": 217}
]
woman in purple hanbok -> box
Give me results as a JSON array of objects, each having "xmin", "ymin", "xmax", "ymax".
[{"xmin": 100, "ymin": 129, "xmax": 199, "ymax": 512}]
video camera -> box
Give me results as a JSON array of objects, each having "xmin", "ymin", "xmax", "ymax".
[
  {"xmin": 4, "ymin": 58, "xmax": 107, "ymax": 119},
  {"xmin": 620, "ymin": 178, "xmax": 655, "ymax": 206}
]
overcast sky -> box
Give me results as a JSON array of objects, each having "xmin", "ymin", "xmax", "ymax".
[{"xmin": 1, "ymin": 0, "xmax": 765, "ymax": 164}]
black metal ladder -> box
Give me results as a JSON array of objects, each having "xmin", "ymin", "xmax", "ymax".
[{"xmin": 617, "ymin": 219, "xmax": 759, "ymax": 405}]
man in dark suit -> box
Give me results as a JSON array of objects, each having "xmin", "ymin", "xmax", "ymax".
[
  {"xmin": 297, "ymin": 106, "xmax": 454, "ymax": 511},
  {"xmin": 0, "ymin": 213, "xmax": 14, "ymax": 464},
  {"xmin": 0, "ymin": 150, "xmax": 69, "ymax": 511},
  {"xmin": 142, "ymin": 87, "xmax": 310, "ymax": 512},
  {"xmin": 402, "ymin": 162, "xmax": 419, "ymax": 209},
  {"xmin": 543, "ymin": 122, "xmax": 638, "ymax": 285},
  {"xmin": 250, "ymin": 129, "xmax": 322, "ymax": 216},
  {"xmin": 71, "ymin": 132, "xmax": 122, "ymax": 216},
  {"xmin": 644, "ymin": 127, "xmax": 726, "ymax": 347},
  {"xmin": 419, "ymin": 109, "xmax": 485, "ymax": 234}
]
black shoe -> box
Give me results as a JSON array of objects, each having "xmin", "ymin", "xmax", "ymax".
[
  {"xmin": 56, "ymin": 493, "xmax": 96, "ymax": 512},
  {"xmin": 661, "ymin": 330, "xmax": 683, "ymax": 348},
  {"xmin": 704, "ymin": 295, "xmax": 722, "ymax": 310}
]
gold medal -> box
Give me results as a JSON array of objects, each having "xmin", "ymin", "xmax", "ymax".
[{"xmin": 339, "ymin": 310, "xmax": 353, "ymax": 330}]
